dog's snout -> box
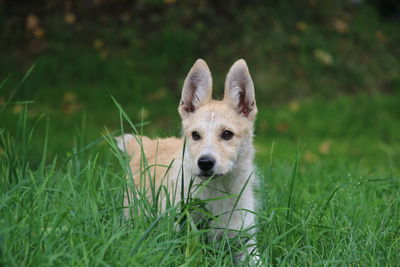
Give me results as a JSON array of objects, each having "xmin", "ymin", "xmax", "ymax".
[{"xmin": 198, "ymin": 156, "xmax": 215, "ymax": 172}]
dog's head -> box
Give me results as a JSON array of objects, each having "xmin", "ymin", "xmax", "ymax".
[{"xmin": 178, "ymin": 59, "xmax": 257, "ymax": 178}]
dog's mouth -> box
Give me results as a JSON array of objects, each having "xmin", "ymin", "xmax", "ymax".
[{"xmin": 198, "ymin": 171, "xmax": 222, "ymax": 179}]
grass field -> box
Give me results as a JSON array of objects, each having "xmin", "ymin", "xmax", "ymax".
[
  {"xmin": 1, "ymin": 79, "xmax": 399, "ymax": 265},
  {"xmin": 1, "ymin": 1, "xmax": 400, "ymax": 265}
]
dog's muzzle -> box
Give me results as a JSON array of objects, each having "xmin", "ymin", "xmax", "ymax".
[{"xmin": 198, "ymin": 155, "xmax": 215, "ymax": 177}]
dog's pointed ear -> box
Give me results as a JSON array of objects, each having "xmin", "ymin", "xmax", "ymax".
[
  {"xmin": 179, "ymin": 59, "xmax": 212, "ymax": 119},
  {"xmin": 224, "ymin": 59, "xmax": 257, "ymax": 120}
]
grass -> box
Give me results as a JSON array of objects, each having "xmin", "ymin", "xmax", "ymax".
[
  {"xmin": 1, "ymin": 80, "xmax": 399, "ymax": 265},
  {"xmin": 1, "ymin": 2, "xmax": 400, "ymax": 265},
  {"xmin": 1, "ymin": 2, "xmax": 399, "ymax": 163}
]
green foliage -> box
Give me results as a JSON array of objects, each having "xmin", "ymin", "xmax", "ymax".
[
  {"xmin": 1, "ymin": 2, "xmax": 399, "ymax": 152},
  {"xmin": 1, "ymin": 1, "xmax": 400, "ymax": 265},
  {"xmin": 1, "ymin": 77, "xmax": 399, "ymax": 265}
]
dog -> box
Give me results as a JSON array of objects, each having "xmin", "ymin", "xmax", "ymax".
[{"xmin": 116, "ymin": 59, "xmax": 259, "ymax": 263}]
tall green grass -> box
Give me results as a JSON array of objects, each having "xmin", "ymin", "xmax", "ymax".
[
  {"xmin": 1, "ymin": 82, "xmax": 399, "ymax": 266},
  {"xmin": 0, "ymin": 102, "xmax": 260, "ymax": 266}
]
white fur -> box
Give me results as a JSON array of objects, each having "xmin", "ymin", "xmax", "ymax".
[{"xmin": 115, "ymin": 133, "xmax": 134, "ymax": 151}]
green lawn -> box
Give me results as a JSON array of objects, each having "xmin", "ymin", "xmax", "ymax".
[
  {"xmin": 1, "ymin": 89, "xmax": 399, "ymax": 265},
  {"xmin": 1, "ymin": 1, "xmax": 400, "ymax": 265}
]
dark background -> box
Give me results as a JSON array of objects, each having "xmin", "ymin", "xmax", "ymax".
[{"xmin": 1, "ymin": 0, "xmax": 399, "ymax": 159}]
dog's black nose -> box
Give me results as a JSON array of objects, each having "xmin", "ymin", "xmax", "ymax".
[{"xmin": 198, "ymin": 156, "xmax": 215, "ymax": 172}]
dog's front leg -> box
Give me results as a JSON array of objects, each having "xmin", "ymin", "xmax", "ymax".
[
  {"xmin": 207, "ymin": 195, "xmax": 260, "ymax": 265},
  {"xmin": 225, "ymin": 208, "xmax": 260, "ymax": 265}
]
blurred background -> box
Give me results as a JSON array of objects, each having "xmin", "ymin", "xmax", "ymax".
[{"xmin": 1, "ymin": 0, "xmax": 399, "ymax": 164}]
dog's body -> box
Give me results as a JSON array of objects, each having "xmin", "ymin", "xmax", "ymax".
[{"xmin": 117, "ymin": 59, "xmax": 259, "ymax": 261}]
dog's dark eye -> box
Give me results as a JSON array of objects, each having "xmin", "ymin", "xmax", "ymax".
[
  {"xmin": 221, "ymin": 130, "xmax": 234, "ymax": 140},
  {"xmin": 192, "ymin": 131, "xmax": 201, "ymax": 141}
]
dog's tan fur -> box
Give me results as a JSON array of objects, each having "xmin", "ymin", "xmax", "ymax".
[
  {"xmin": 117, "ymin": 59, "xmax": 259, "ymax": 262},
  {"xmin": 121, "ymin": 136, "xmax": 183, "ymax": 189}
]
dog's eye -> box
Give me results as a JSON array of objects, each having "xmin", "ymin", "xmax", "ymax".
[
  {"xmin": 221, "ymin": 130, "xmax": 234, "ymax": 140},
  {"xmin": 192, "ymin": 131, "xmax": 201, "ymax": 141}
]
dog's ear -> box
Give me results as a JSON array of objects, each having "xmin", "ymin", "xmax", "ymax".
[
  {"xmin": 224, "ymin": 59, "xmax": 257, "ymax": 120},
  {"xmin": 179, "ymin": 59, "xmax": 212, "ymax": 119}
]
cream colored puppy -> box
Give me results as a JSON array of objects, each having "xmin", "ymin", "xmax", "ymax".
[{"xmin": 117, "ymin": 59, "xmax": 259, "ymax": 262}]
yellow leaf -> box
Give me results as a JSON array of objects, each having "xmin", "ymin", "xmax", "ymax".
[
  {"xmin": 319, "ymin": 140, "xmax": 332, "ymax": 154},
  {"xmin": 63, "ymin": 91, "xmax": 76, "ymax": 102},
  {"xmin": 61, "ymin": 92, "xmax": 82, "ymax": 115},
  {"xmin": 314, "ymin": 49, "xmax": 333, "ymax": 65},
  {"xmin": 332, "ymin": 18, "xmax": 348, "ymax": 33},
  {"xmin": 26, "ymin": 14, "xmax": 39, "ymax": 31},
  {"xmin": 94, "ymin": 39, "xmax": 104, "ymax": 49},
  {"xmin": 296, "ymin": 21, "xmax": 307, "ymax": 31},
  {"xmin": 61, "ymin": 103, "xmax": 82, "ymax": 114},
  {"xmin": 12, "ymin": 104, "xmax": 23, "ymax": 114},
  {"xmin": 64, "ymin": 12, "xmax": 76, "ymax": 24},
  {"xmin": 33, "ymin": 27, "xmax": 45, "ymax": 39},
  {"xmin": 289, "ymin": 100, "xmax": 300, "ymax": 112},
  {"xmin": 304, "ymin": 151, "xmax": 318, "ymax": 163}
]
